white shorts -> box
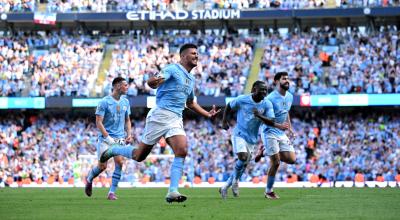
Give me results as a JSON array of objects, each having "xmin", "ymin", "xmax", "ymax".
[
  {"xmin": 96, "ymin": 138, "xmax": 125, "ymax": 160},
  {"xmin": 141, "ymin": 107, "xmax": 185, "ymax": 145},
  {"xmin": 261, "ymin": 132, "xmax": 294, "ymax": 156},
  {"xmin": 231, "ymin": 135, "xmax": 257, "ymax": 155}
]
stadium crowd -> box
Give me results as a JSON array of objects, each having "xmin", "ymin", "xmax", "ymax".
[
  {"xmin": 0, "ymin": 110, "xmax": 399, "ymax": 186},
  {"xmin": 0, "ymin": 0, "xmax": 35, "ymax": 12},
  {"xmin": 1, "ymin": 28, "xmax": 398, "ymax": 97},
  {"xmin": 0, "ymin": 31, "xmax": 105, "ymax": 97},
  {"xmin": 259, "ymin": 27, "xmax": 400, "ymax": 95},
  {"xmin": 103, "ymin": 33, "xmax": 253, "ymax": 97}
]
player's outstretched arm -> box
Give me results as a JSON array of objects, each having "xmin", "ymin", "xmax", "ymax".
[{"xmin": 186, "ymin": 98, "xmax": 221, "ymax": 119}]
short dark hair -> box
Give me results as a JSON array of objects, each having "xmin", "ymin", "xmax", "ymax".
[
  {"xmin": 251, "ymin": 80, "xmax": 266, "ymax": 90},
  {"xmin": 251, "ymin": 80, "xmax": 266, "ymax": 93},
  {"xmin": 179, "ymin": 43, "xmax": 197, "ymax": 55},
  {"xmin": 274, "ymin": 72, "xmax": 288, "ymax": 81},
  {"xmin": 112, "ymin": 77, "xmax": 126, "ymax": 87}
]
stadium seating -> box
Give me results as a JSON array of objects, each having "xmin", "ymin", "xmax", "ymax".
[
  {"xmin": 0, "ymin": 111, "xmax": 398, "ymax": 185},
  {"xmin": 1, "ymin": 29, "xmax": 398, "ymax": 97}
]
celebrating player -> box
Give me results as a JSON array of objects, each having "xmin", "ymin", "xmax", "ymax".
[
  {"xmin": 255, "ymin": 71, "xmax": 296, "ymax": 199},
  {"xmin": 219, "ymin": 80, "xmax": 289, "ymax": 199},
  {"xmin": 85, "ymin": 77, "xmax": 132, "ymax": 200},
  {"xmin": 97, "ymin": 44, "xmax": 220, "ymax": 203}
]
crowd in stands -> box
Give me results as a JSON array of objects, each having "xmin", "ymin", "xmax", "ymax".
[
  {"xmin": 0, "ymin": 34, "xmax": 30, "ymax": 96},
  {"xmin": 103, "ymin": 32, "xmax": 253, "ymax": 97},
  {"xmin": 0, "ymin": 31, "xmax": 105, "ymax": 97},
  {"xmin": 1, "ymin": 28, "xmax": 399, "ymax": 97},
  {"xmin": 29, "ymin": 33, "xmax": 104, "ymax": 97},
  {"xmin": 0, "ymin": 0, "xmax": 35, "ymax": 13},
  {"xmin": 0, "ymin": 110, "xmax": 399, "ymax": 186},
  {"xmin": 259, "ymin": 27, "xmax": 400, "ymax": 95}
]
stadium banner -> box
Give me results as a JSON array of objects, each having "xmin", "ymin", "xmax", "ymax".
[
  {"xmin": 46, "ymin": 97, "xmax": 73, "ymax": 108},
  {"xmin": 127, "ymin": 9, "xmax": 242, "ymax": 21},
  {"xmin": 5, "ymin": 7, "xmax": 400, "ymax": 22},
  {"xmin": 72, "ymin": 98, "xmax": 102, "ymax": 107},
  {"xmin": 368, "ymin": 94, "xmax": 400, "ymax": 106},
  {"xmin": 301, "ymin": 94, "xmax": 400, "ymax": 107},
  {"xmin": 0, "ymin": 95, "xmax": 398, "ymax": 109},
  {"xmin": 0, "ymin": 97, "xmax": 7, "ymax": 109},
  {"xmin": 0, "ymin": 97, "xmax": 45, "ymax": 109},
  {"xmin": 309, "ymin": 95, "xmax": 339, "ymax": 106},
  {"xmin": 33, "ymin": 12, "xmax": 56, "ymax": 25}
]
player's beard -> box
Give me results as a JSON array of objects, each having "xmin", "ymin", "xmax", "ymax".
[{"xmin": 281, "ymin": 82, "xmax": 289, "ymax": 91}]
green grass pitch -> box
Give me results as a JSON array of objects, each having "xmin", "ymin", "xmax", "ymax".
[{"xmin": 1, "ymin": 188, "xmax": 399, "ymax": 220}]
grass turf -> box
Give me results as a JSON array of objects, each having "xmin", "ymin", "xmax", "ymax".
[{"xmin": 0, "ymin": 188, "xmax": 399, "ymax": 220}]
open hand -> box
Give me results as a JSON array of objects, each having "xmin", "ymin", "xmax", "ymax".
[{"xmin": 208, "ymin": 105, "xmax": 221, "ymax": 118}]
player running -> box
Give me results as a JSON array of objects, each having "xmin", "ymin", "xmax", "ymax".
[
  {"xmin": 85, "ymin": 76, "xmax": 132, "ymax": 200},
  {"xmin": 219, "ymin": 80, "xmax": 289, "ymax": 199},
  {"xmin": 255, "ymin": 71, "xmax": 296, "ymax": 199},
  {"xmin": 97, "ymin": 44, "xmax": 220, "ymax": 203}
]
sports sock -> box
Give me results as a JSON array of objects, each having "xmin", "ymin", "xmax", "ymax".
[
  {"xmin": 234, "ymin": 160, "xmax": 245, "ymax": 181},
  {"xmin": 109, "ymin": 164, "xmax": 122, "ymax": 193},
  {"xmin": 87, "ymin": 166, "xmax": 102, "ymax": 183},
  {"xmin": 169, "ymin": 157, "xmax": 184, "ymax": 193},
  {"xmin": 266, "ymin": 176, "xmax": 276, "ymax": 193},
  {"xmin": 235, "ymin": 160, "xmax": 247, "ymax": 181}
]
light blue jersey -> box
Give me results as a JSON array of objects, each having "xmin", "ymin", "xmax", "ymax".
[
  {"xmin": 156, "ymin": 63, "xmax": 195, "ymax": 117},
  {"xmin": 95, "ymin": 95, "xmax": 130, "ymax": 139},
  {"xmin": 262, "ymin": 90, "xmax": 293, "ymax": 137},
  {"xmin": 229, "ymin": 94, "xmax": 274, "ymax": 145}
]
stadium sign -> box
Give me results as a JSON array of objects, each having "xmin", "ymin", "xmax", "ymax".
[{"xmin": 126, "ymin": 9, "xmax": 240, "ymax": 21}]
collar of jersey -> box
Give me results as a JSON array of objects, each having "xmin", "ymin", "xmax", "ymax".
[{"xmin": 176, "ymin": 63, "xmax": 192, "ymax": 78}]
